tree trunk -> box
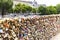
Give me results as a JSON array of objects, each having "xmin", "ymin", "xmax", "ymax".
[{"xmin": 1, "ymin": 8, "xmax": 5, "ymax": 18}]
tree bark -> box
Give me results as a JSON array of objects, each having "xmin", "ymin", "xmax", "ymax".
[{"xmin": 1, "ymin": 8, "xmax": 5, "ymax": 18}]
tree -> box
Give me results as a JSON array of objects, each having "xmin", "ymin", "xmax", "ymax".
[
  {"xmin": 47, "ymin": 6, "xmax": 57, "ymax": 14},
  {"xmin": 0, "ymin": 0, "xmax": 13, "ymax": 17},
  {"xmin": 25, "ymin": 5, "xmax": 32, "ymax": 13},
  {"xmin": 14, "ymin": 3, "xmax": 32, "ymax": 13},
  {"xmin": 21, "ymin": 4, "xmax": 32, "ymax": 13},
  {"xmin": 14, "ymin": 3, "xmax": 22, "ymax": 13},
  {"xmin": 31, "ymin": 8, "xmax": 37, "ymax": 13},
  {"xmin": 38, "ymin": 6, "xmax": 49, "ymax": 15},
  {"xmin": 8, "ymin": 8, "xmax": 14, "ymax": 13},
  {"xmin": 21, "ymin": 4, "xmax": 28, "ymax": 13},
  {"xmin": 56, "ymin": 4, "xmax": 60, "ymax": 14}
]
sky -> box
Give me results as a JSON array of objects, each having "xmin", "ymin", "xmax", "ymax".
[{"xmin": 24, "ymin": 0, "xmax": 60, "ymax": 6}]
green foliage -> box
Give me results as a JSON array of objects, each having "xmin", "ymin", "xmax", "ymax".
[
  {"xmin": 14, "ymin": 3, "xmax": 32, "ymax": 13},
  {"xmin": 37, "ymin": 5, "xmax": 57, "ymax": 15},
  {"xmin": 31, "ymin": 8, "xmax": 37, "ymax": 13},
  {"xmin": 14, "ymin": 3, "xmax": 22, "ymax": 13},
  {"xmin": 47, "ymin": 6, "xmax": 57, "ymax": 14},
  {"xmin": 56, "ymin": 4, "xmax": 60, "ymax": 13},
  {"xmin": 38, "ymin": 6, "xmax": 49, "ymax": 15},
  {"xmin": 25, "ymin": 5, "xmax": 32, "ymax": 13},
  {"xmin": 0, "ymin": 0, "xmax": 13, "ymax": 16},
  {"xmin": 0, "ymin": 0, "xmax": 13, "ymax": 11},
  {"xmin": 8, "ymin": 8, "xmax": 14, "ymax": 13}
]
